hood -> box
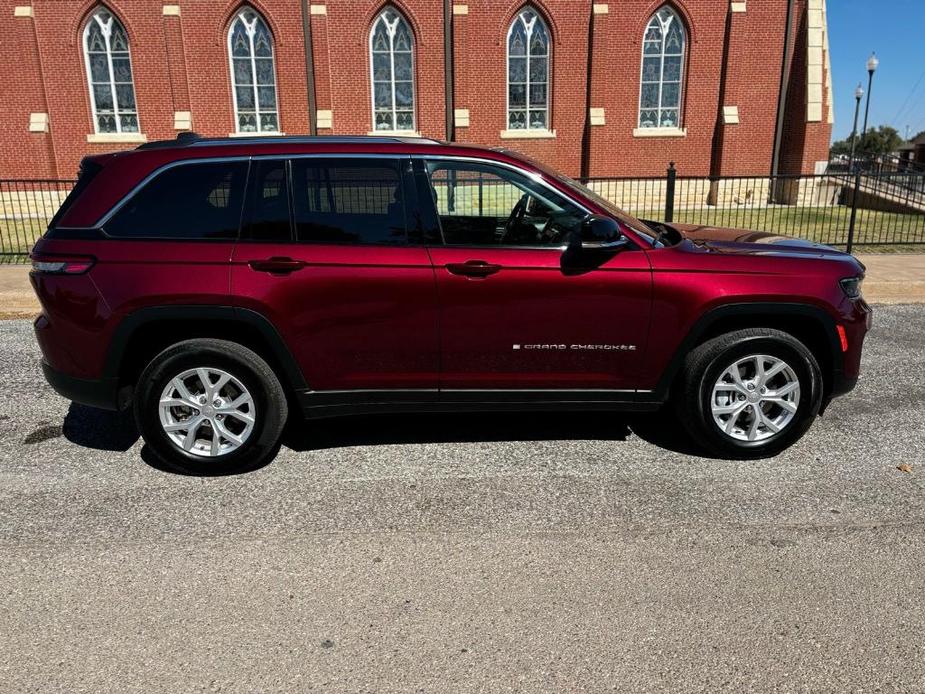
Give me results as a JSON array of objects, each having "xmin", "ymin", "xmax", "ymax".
[{"xmin": 670, "ymin": 223, "xmax": 851, "ymax": 259}]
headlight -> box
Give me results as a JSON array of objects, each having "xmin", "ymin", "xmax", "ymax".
[{"xmin": 840, "ymin": 276, "xmax": 863, "ymax": 299}]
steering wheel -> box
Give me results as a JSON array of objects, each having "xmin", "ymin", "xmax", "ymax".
[{"xmin": 499, "ymin": 194, "xmax": 529, "ymax": 244}]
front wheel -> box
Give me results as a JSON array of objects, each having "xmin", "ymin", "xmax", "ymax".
[
  {"xmin": 675, "ymin": 328, "xmax": 823, "ymax": 458},
  {"xmin": 134, "ymin": 339, "xmax": 288, "ymax": 474}
]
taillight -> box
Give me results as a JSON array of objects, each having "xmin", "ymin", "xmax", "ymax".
[{"xmin": 30, "ymin": 255, "xmax": 95, "ymax": 275}]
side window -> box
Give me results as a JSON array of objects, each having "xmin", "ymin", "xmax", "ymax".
[
  {"xmin": 241, "ymin": 159, "xmax": 291, "ymax": 241},
  {"xmin": 290, "ymin": 159, "xmax": 406, "ymax": 245},
  {"xmin": 104, "ymin": 161, "xmax": 248, "ymax": 239},
  {"xmin": 425, "ymin": 161, "xmax": 585, "ymax": 247}
]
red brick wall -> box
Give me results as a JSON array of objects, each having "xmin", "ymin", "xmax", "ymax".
[{"xmin": 0, "ymin": 0, "xmax": 832, "ymax": 180}]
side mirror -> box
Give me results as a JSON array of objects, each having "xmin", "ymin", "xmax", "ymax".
[{"xmin": 570, "ymin": 214, "xmax": 627, "ymax": 250}]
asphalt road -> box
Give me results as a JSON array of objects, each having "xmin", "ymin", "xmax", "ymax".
[{"xmin": 1, "ymin": 306, "xmax": 924, "ymax": 693}]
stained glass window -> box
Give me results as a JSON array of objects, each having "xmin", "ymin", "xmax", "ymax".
[
  {"xmin": 83, "ymin": 8, "xmax": 139, "ymax": 134},
  {"xmin": 507, "ymin": 8, "xmax": 549, "ymax": 130},
  {"xmin": 639, "ymin": 6, "xmax": 686, "ymax": 129},
  {"xmin": 228, "ymin": 7, "xmax": 279, "ymax": 133},
  {"xmin": 370, "ymin": 8, "xmax": 415, "ymax": 132}
]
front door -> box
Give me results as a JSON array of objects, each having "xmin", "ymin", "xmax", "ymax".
[
  {"xmin": 419, "ymin": 158, "xmax": 652, "ymax": 392},
  {"xmin": 231, "ymin": 156, "xmax": 439, "ymax": 394}
]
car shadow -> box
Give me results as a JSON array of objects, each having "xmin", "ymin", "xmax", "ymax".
[
  {"xmin": 284, "ymin": 410, "xmax": 706, "ymax": 457},
  {"xmin": 59, "ymin": 403, "xmax": 708, "ymax": 476},
  {"xmin": 62, "ymin": 402, "xmax": 139, "ymax": 452}
]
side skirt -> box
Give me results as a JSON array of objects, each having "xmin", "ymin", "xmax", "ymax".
[{"xmin": 297, "ymin": 389, "xmax": 662, "ymax": 420}]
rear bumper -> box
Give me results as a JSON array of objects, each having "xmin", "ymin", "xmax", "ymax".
[{"xmin": 41, "ymin": 360, "xmax": 124, "ymax": 411}]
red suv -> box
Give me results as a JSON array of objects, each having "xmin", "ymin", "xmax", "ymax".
[{"xmin": 31, "ymin": 135, "xmax": 871, "ymax": 473}]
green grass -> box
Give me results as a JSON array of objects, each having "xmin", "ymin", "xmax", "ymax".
[{"xmin": 0, "ymin": 218, "xmax": 46, "ymax": 260}]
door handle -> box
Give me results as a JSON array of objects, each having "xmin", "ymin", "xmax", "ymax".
[
  {"xmin": 446, "ymin": 260, "xmax": 502, "ymax": 278},
  {"xmin": 248, "ymin": 257, "xmax": 306, "ymax": 275}
]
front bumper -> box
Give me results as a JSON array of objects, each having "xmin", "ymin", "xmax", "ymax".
[{"xmin": 41, "ymin": 360, "xmax": 125, "ymax": 411}]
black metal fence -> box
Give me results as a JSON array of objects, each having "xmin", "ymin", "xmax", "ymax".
[{"xmin": 1, "ymin": 164, "xmax": 923, "ymax": 261}]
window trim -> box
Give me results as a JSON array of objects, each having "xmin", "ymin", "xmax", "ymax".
[
  {"xmin": 637, "ymin": 5, "xmax": 687, "ymax": 130},
  {"xmin": 227, "ymin": 7, "xmax": 280, "ymax": 134},
  {"xmin": 369, "ymin": 7, "xmax": 417, "ymax": 134},
  {"xmin": 82, "ymin": 7, "xmax": 140, "ymax": 135},
  {"xmin": 416, "ymin": 155, "xmax": 591, "ymax": 250},
  {"xmin": 506, "ymin": 7, "xmax": 551, "ymax": 132}
]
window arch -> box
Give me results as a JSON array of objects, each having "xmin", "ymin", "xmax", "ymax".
[
  {"xmin": 228, "ymin": 7, "xmax": 279, "ymax": 133},
  {"xmin": 369, "ymin": 7, "xmax": 416, "ymax": 132},
  {"xmin": 507, "ymin": 7, "xmax": 550, "ymax": 131},
  {"xmin": 639, "ymin": 6, "xmax": 686, "ymax": 129},
  {"xmin": 83, "ymin": 8, "xmax": 139, "ymax": 134}
]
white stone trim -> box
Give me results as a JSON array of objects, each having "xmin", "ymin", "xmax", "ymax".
[
  {"xmin": 227, "ymin": 131, "xmax": 287, "ymax": 137},
  {"xmin": 499, "ymin": 128, "xmax": 556, "ymax": 139},
  {"xmin": 722, "ymin": 106, "xmax": 739, "ymax": 125},
  {"xmin": 452, "ymin": 4, "xmax": 468, "ymax": 15},
  {"xmin": 805, "ymin": 0, "xmax": 828, "ymax": 123},
  {"xmin": 310, "ymin": 4, "xmax": 327, "ymax": 15},
  {"xmin": 29, "ymin": 112, "xmax": 48, "ymax": 133},
  {"xmin": 366, "ymin": 130, "xmax": 422, "ymax": 137},
  {"xmin": 633, "ymin": 127, "xmax": 687, "ymax": 138},
  {"xmin": 454, "ymin": 108, "xmax": 470, "ymax": 127},
  {"xmin": 13, "ymin": 6, "xmax": 32, "ymax": 17},
  {"xmin": 592, "ymin": 4, "xmax": 609, "ymax": 14},
  {"xmin": 730, "ymin": 1, "xmax": 746, "ymax": 12},
  {"xmin": 590, "ymin": 107, "xmax": 605, "ymax": 126},
  {"xmin": 162, "ymin": 5, "xmax": 180, "ymax": 16},
  {"xmin": 87, "ymin": 132, "xmax": 147, "ymax": 144},
  {"xmin": 173, "ymin": 111, "xmax": 191, "ymax": 130},
  {"xmin": 316, "ymin": 109, "xmax": 332, "ymax": 129}
]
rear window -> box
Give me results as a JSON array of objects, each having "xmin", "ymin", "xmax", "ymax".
[
  {"xmin": 103, "ymin": 160, "xmax": 249, "ymax": 240},
  {"xmin": 290, "ymin": 159, "xmax": 406, "ymax": 245},
  {"xmin": 47, "ymin": 157, "xmax": 103, "ymax": 230}
]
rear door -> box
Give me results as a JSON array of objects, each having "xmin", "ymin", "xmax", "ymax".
[{"xmin": 230, "ymin": 156, "xmax": 439, "ymax": 394}]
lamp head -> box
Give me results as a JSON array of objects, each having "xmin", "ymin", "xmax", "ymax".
[
  {"xmin": 855, "ymin": 83, "xmax": 864, "ymax": 100},
  {"xmin": 867, "ymin": 52, "xmax": 879, "ymax": 73}
]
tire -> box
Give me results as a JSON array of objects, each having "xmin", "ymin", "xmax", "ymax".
[
  {"xmin": 674, "ymin": 328, "xmax": 823, "ymax": 459},
  {"xmin": 134, "ymin": 339, "xmax": 288, "ymax": 475}
]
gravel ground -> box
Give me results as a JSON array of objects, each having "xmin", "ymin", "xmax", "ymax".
[{"xmin": 0, "ymin": 306, "xmax": 923, "ymax": 693}]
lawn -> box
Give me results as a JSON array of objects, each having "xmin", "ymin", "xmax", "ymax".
[{"xmin": 0, "ymin": 218, "xmax": 46, "ymax": 260}]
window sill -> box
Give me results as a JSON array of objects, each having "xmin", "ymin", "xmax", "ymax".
[
  {"xmin": 86, "ymin": 132, "xmax": 147, "ymax": 144},
  {"xmin": 228, "ymin": 131, "xmax": 287, "ymax": 137},
  {"xmin": 366, "ymin": 130, "xmax": 422, "ymax": 137},
  {"xmin": 632, "ymin": 127, "xmax": 687, "ymax": 138},
  {"xmin": 499, "ymin": 129, "xmax": 557, "ymax": 140}
]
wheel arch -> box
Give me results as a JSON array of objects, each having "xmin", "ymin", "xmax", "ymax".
[
  {"xmin": 649, "ymin": 302, "xmax": 843, "ymax": 403},
  {"xmin": 104, "ymin": 306, "xmax": 308, "ymax": 403}
]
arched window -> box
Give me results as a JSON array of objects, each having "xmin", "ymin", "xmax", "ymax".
[
  {"xmin": 228, "ymin": 7, "xmax": 279, "ymax": 133},
  {"xmin": 639, "ymin": 6, "xmax": 686, "ymax": 129},
  {"xmin": 507, "ymin": 8, "xmax": 549, "ymax": 131},
  {"xmin": 83, "ymin": 8, "xmax": 139, "ymax": 134},
  {"xmin": 370, "ymin": 8, "xmax": 415, "ymax": 132}
]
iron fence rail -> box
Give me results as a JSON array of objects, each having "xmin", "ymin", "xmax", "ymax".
[{"xmin": 1, "ymin": 165, "xmax": 923, "ymax": 261}]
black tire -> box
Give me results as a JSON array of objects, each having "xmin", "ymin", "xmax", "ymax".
[
  {"xmin": 674, "ymin": 328, "xmax": 823, "ymax": 459},
  {"xmin": 134, "ymin": 339, "xmax": 288, "ymax": 475}
]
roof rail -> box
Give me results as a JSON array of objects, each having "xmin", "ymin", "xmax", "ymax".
[{"xmin": 137, "ymin": 132, "xmax": 442, "ymax": 150}]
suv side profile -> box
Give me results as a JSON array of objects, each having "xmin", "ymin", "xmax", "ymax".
[{"xmin": 31, "ymin": 135, "xmax": 871, "ymax": 473}]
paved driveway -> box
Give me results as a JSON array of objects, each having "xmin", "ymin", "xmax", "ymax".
[{"xmin": 1, "ymin": 306, "xmax": 923, "ymax": 692}]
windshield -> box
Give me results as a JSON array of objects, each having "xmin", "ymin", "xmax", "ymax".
[{"xmin": 498, "ymin": 149, "xmax": 660, "ymax": 244}]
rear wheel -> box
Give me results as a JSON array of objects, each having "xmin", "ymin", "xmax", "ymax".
[
  {"xmin": 134, "ymin": 339, "xmax": 288, "ymax": 474},
  {"xmin": 675, "ymin": 328, "xmax": 823, "ymax": 458}
]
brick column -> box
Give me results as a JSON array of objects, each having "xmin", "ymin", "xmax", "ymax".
[{"xmin": 161, "ymin": 4, "xmax": 191, "ymax": 131}]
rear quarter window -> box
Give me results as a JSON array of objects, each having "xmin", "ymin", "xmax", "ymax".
[{"xmin": 103, "ymin": 160, "xmax": 249, "ymax": 240}]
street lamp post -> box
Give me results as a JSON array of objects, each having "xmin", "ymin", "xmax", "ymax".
[
  {"xmin": 859, "ymin": 52, "xmax": 879, "ymax": 146},
  {"xmin": 848, "ymin": 83, "xmax": 864, "ymax": 172}
]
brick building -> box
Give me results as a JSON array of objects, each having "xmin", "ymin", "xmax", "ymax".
[{"xmin": 0, "ymin": 0, "xmax": 833, "ymax": 181}]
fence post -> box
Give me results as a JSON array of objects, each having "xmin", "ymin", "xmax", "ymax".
[
  {"xmin": 664, "ymin": 161, "xmax": 676, "ymax": 223},
  {"xmin": 846, "ymin": 169, "xmax": 861, "ymax": 254}
]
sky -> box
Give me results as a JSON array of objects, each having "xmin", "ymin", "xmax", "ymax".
[{"xmin": 826, "ymin": 0, "xmax": 925, "ymax": 142}]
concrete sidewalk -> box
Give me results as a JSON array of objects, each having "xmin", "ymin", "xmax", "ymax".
[{"xmin": 1, "ymin": 254, "xmax": 923, "ymax": 319}]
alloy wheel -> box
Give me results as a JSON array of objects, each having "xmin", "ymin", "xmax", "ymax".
[
  {"xmin": 158, "ymin": 367, "xmax": 256, "ymax": 457},
  {"xmin": 710, "ymin": 354, "xmax": 801, "ymax": 443}
]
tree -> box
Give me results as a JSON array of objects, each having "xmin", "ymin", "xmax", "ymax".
[{"xmin": 830, "ymin": 125, "xmax": 903, "ymax": 160}]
